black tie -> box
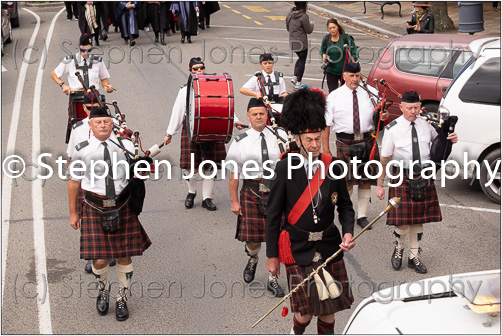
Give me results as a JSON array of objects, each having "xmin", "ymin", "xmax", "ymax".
[
  {"xmin": 261, "ymin": 133, "xmax": 271, "ymax": 188},
  {"xmin": 411, "ymin": 122, "xmax": 422, "ymax": 174},
  {"xmin": 102, "ymin": 142, "xmax": 116, "ymax": 199},
  {"xmin": 267, "ymin": 75, "xmax": 273, "ymax": 98}
]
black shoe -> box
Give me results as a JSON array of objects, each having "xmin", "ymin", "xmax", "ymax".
[
  {"xmin": 206, "ymin": 24, "xmax": 210, "ymax": 28},
  {"xmin": 160, "ymin": 33, "xmax": 166, "ymax": 45},
  {"xmin": 357, "ymin": 217, "xmax": 372, "ymax": 230},
  {"xmin": 243, "ymin": 256, "xmax": 258, "ymax": 283},
  {"xmin": 202, "ymin": 198, "xmax": 217, "ymax": 211},
  {"xmin": 130, "ymin": 40, "xmax": 136, "ymax": 46},
  {"xmin": 108, "ymin": 258, "xmax": 116, "ymax": 267},
  {"xmin": 391, "ymin": 245, "xmax": 404, "ymax": 270},
  {"xmin": 187, "ymin": 36, "xmax": 192, "ymax": 43},
  {"xmin": 84, "ymin": 260, "xmax": 92, "ymax": 273},
  {"xmin": 408, "ymin": 256, "xmax": 427, "ymax": 274},
  {"xmin": 181, "ymin": 37, "xmax": 185, "ymax": 44},
  {"xmin": 102, "ymin": 32, "xmax": 108, "ymax": 41},
  {"xmin": 185, "ymin": 192, "xmax": 196, "ymax": 209},
  {"xmin": 116, "ymin": 288, "xmax": 129, "ymax": 321},
  {"xmin": 96, "ymin": 282, "xmax": 110, "ymax": 316},
  {"xmin": 267, "ymin": 277, "xmax": 285, "ymax": 297},
  {"xmin": 155, "ymin": 37, "xmax": 159, "ymax": 43},
  {"xmin": 99, "ymin": 34, "xmax": 103, "ymax": 40}
]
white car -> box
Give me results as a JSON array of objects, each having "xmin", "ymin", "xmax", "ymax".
[
  {"xmin": 439, "ymin": 37, "xmax": 500, "ymax": 203},
  {"xmin": 343, "ymin": 270, "xmax": 500, "ymax": 334}
]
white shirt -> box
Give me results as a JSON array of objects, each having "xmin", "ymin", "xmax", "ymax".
[
  {"xmin": 166, "ymin": 85, "xmax": 241, "ymax": 136},
  {"xmin": 70, "ymin": 135, "xmax": 134, "ymax": 195},
  {"xmin": 53, "ymin": 53, "xmax": 110, "ymax": 90},
  {"xmin": 225, "ymin": 127, "xmax": 287, "ymax": 179},
  {"xmin": 325, "ymin": 84, "xmax": 378, "ymax": 133},
  {"xmin": 67, "ymin": 117, "xmax": 91, "ymax": 158},
  {"xmin": 241, "ymin": 70, "xmax": 287, "ymax": 96},
  {"xmin": 381, "ymin": 116, "xmax": 438, "ymax": 168}
]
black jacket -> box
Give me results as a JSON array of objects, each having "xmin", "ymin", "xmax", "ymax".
[
  {"xmin": 266, "ymin": 154, "xmax": 355, "ymax": 266},
  {"xmin": 407, "ymin": 11, "xmax": 434, "ymax": 34}
]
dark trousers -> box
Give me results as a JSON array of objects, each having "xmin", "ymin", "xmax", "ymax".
[
  {"xmin": 65, "ymin": 2, "xmax": 78, "ymax": 19},
  {"xmin": 326, "ymin": 72, "xmax": 343, "ymax": 93},
  {"xmin": 294, "ymin": 49, "xmax": 308, "ymax": 82},
  {"xmin": 95, "ymin": 2, "xmax": 110, "ymax": 33}
]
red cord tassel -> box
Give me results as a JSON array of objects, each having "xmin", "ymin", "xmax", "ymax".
[
  {"xmin": 281, "ymin": 305, "xmax": 289, "ymax": 317},
  {"xmin": 278, "ymin": 231, "xmax": 296, "ymax": 265}
]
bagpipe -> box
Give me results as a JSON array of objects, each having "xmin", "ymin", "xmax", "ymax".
[
  {"xmin": 75, "ymin": 71, "xmax": 165, "ymax": 215},
  {"xmin": 378, "ymin": 78, "xmax": 458, "ymax": 166},
  {"xmin": 254, "ymin": 71, "xmax": 290, "ymax": 153}
]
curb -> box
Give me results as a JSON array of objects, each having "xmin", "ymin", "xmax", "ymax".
[
  {"xmin": 22, "ymin": 2, "xmax": 64, "ymax": 8},
  {"xmin": 308, "ymin": 3, "xmax": 402, "ymax": 38}
]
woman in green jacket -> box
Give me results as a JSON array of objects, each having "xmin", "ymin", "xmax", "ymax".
[{"xmin": 320, "ymin": 18, "xmax": 357, "ymax": 93}]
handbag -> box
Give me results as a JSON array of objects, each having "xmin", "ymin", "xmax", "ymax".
[
  {"xmin": 407, "ymin": 178, "xmax": 427, "ymax": 201},
  {"xmin": 100, "ymin": 209, "xmax": 122, "ymax": 233},
  {"xmin": 348, "ymin": 141, "xmax": 368, "ymax": 162},
  {"xmin": 258, "ymin": 196, "xmax": 269, "ymax": 217}
]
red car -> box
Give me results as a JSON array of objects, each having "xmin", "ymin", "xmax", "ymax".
[{"xmin": 367, "ymin": 34, "xmax": 483, "ymax": 120}]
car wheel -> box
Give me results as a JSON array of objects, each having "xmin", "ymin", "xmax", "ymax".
[
  {"xmin": 5, "ymin": 21, "xmax": 12, "ymax": 43},
  {"xmin": 479, "ymin": 148, "xmax": 501, "ymax": 203},
  {"xmin": 11, "ymin": 15, "xmax": 19, "ymax": 28},
  {"xmin": 422, "ymin": 102, "xmax": 439, "ymax": 119}
]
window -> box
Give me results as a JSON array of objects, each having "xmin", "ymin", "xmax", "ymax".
[
  {"xmin": 459, "ymin": 58, "xmax": 501, "ymax": 105},
  {"xmin": 396, "ymin": 47, "xmax": 454, "ymax": 77},
  {"xmin": 452, "ymin": 51, "xmax": 473, "ymax": 79}
]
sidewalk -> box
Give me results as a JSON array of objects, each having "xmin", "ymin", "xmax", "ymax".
[{"xmin": 310, "ymin": 1, "xmax": 500, "ymax": 38}]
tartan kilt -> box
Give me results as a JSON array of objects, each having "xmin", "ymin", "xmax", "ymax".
[
  {"xmin": 386, "ymin": 175, "xmax": 442, "ymax": 226},
  {"xmin": 77, "ymin": 188, "xmax": 84, "ymax": 216},
  {"xmin": 286, "ymin": 259, "xmax": 353, "ymax": 316},
  {"xmin": 336, "ymin": 136, "xmax": 379, "ymax": 187},
  {"xmin": 180, "ymin": 121, "xmax": 226, "ymax": 170},
  {"xmin": 235, "ymin": 187, "xmax": 267, "ymax": 243},
  {"xmin": 80, "ymin": 198, "xmax": 152, "ymax": 259}
]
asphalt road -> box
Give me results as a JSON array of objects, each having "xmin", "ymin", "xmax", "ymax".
[{"xmin": 1, "ymin": 2, "xmax": 500, "ymax": 334}]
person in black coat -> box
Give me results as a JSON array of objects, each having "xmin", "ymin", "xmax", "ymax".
[
  {"xmin": 171, "ymin": 1, "xmax": 199, "ymax": 43},
  {"xmin": 407, "ymin": 2, "xmax": 434, "ymax": 34},
  {"xmin": 266, "ymin": 88, "xmax": 356, "ymax": 335}
]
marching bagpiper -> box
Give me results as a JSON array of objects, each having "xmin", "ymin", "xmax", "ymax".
[{"xmin": 266, "ymin": 88, "xmax": 356, "ymax": 334}]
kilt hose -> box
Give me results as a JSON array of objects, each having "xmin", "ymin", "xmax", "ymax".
[
  {"xmin": 336, "ymin": 136, "xmax": 379, "ymax": 188},
  {"xmin": 235, "ymin": 187, "xmax": 268, "ymax": 243},
  {"xmin": 180, "ymin": 121, "xmax": 226, "ymax": 171},
  {"xmin": 386, "ymin": 173, "xmax": 442, "ymax": 226},
  {"xmin": 285, "ymin": 259, "xmax": 353, "ymax": 316},
  {"xmin": 80, "ymin": 198, "xmax": 152, "ymax": 260}
]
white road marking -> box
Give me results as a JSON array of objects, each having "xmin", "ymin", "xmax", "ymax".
[
  {"xmin": 440, "ymin": 203, "xmax": 501, "ymax": 214},
  {"xmin": 31, "ymin": 6, "xmax": 65, "ymax": 334},
  {"xmin": 2, "ymin": 7, "xmax": 41, "ymax": 305},
  {"xmin": 2, "ymin": 65, "xmax": 6, "ymax": 72}
]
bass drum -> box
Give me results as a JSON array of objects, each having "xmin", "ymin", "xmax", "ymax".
[{"xmin": 186, "ymin": 73, "xmax": 234, "ymax": 143}]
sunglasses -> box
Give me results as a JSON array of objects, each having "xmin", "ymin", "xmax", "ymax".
[
  {"xmin": 192, "ymin": 66, "xmax": 205, "ymax": 71},
  {"xmin": 80, "ymin": 48, "xmax": 93, "ymax": 53}
]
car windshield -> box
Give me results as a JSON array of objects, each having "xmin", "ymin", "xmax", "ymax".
[{"xmin": 443, "ymin": 56, "xmax": 475, "ymax": 98}]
